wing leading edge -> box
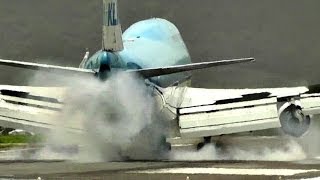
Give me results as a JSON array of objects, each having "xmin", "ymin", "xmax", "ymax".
[
  {"xmin": 0, "ymin": 57, "xmax": 254, "ymax": 78},
  {"xmin": 130, "ymin": 57, "xmax": 255, "ymax": 78},
  {"xmin": 0, "ymin": 59, "xmax": 95, "ymax": 76}
]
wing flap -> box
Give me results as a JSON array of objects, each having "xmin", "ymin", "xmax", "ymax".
[
  {"xmin": 178, "ymin": 97, "xmax": 280, "ymax": 138},
  {"xmin": 180, "ymin": 118, "xmax": 280, "ymax": 138},
  {"xmin": 300, "ymin": 94, "xmax": 320, "ymax": 115},
  {"xmin": 0, "ymin": 86, "xmax": 83, "ymax": 134},
  {"xmin": 164, "ymin": 86, "xmax": 308, "ymax": 108},
  {"xmin": 0, "ymin": 100, "xmax": 83, "ymax": 134}
]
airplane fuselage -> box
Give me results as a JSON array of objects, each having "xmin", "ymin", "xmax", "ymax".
[{"xmin": 81, "ymin": 18, "xmax": 192, "ymax": 87}]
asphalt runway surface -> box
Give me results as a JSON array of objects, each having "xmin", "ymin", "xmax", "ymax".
[
  {"xmin": 0, "ymin": 135, "xmax": 318, "ymax": 179},
  {"xmin": 0, "ymin": 159, "xmax": 319, "ymax": 179}
]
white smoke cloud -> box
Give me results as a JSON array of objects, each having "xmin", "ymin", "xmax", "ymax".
[
  {"xmin": 26, "ymin": 71, "xmax": 167, "ymax": 162},
  {"xmin": 169, "ymin": 138, "xmax": 306, "ymax": 161},
  {"xmin": 169, "ymin": 144, "xmax": 218, "ymax": 161},
  {"xmin": 298, "ymin": 115, "xmax": 320, "ymax": 158},
  {"xmin": 222, "ymin": 139, "xmax": 306, "ymax": 161}
]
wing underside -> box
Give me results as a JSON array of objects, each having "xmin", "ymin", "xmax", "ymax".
[
  {"xmin": 161, "ymin": 86, "xmax": 320, "ymax": 145},
  {"xmin": 0, "ymin": 85, "xmax": 84, "ymax": 134}
]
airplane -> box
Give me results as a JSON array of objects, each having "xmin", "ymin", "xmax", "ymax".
[{"xmin": 0, "ymin": 0, "xmax": 319, "ymax": 151}]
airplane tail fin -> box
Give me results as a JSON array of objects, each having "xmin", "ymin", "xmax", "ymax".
[{"xmin": 102, "ymin": 0, "xmax": 124, "ymax": 52}]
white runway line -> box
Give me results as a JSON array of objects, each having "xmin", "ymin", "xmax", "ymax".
[
  {"xmin": 301, "ymin": 177, "xmax": 320, "ymax": 180},
  {"xmin": 0, "ymin": 150, "xmax": 21, "ymax": 160},
  {"xmin": 129, "ymin": 167, "xmax": 320, "ymax": 176}
]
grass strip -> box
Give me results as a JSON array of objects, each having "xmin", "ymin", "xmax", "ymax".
[{"xmin": 0, "ymin": 135, "xmax": 44, "ymax": 144}]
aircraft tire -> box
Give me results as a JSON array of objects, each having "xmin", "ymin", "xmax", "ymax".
[{"xmin": 280, "ymin": 104, "xmax": 311, "ymax": 137}]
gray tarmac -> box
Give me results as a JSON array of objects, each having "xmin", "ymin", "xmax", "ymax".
[
  {"xmin": 0, "ymin": 135, "xmax": 319, "ymax": 179},
  {"xmin": 0, "ymin": 159, "xmax": 319, "ymax": 179}
]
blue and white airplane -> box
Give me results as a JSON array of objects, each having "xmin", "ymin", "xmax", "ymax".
[{"xmin": 0, "ymin": 0, "xmax": 319, "ymax": 149}]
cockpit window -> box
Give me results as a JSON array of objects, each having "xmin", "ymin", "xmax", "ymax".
[
  {"xmin": 84, "ymin": 51, "xmax": 125, "ymax": 70},
  {"xmin": 109, "ymin": 53, "xmax": 124, "ymax": 68}
]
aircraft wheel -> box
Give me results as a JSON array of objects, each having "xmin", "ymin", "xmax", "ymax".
[{"xmin": 280, "ymin": 104, "xmax": 310, "ymax": 137}]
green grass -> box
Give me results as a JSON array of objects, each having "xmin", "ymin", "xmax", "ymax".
[{"xmin": 0, "ymin": 135, "xmax": 44, "ymax": 144}]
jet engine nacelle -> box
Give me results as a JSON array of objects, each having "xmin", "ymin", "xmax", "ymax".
[{"xmin": 278, "ymin": 101, "xmax": 311, "ymax": 137}]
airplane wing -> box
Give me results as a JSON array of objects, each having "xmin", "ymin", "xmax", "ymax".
[
  {"xmin": 128, "ymin": 57, "xmax": 255, "ymax": 78},
  {"xmin": 0, "ymin": 57, "xmax": 254, "ymax": 79},
  {"xmin": 0, "ymin": 85, "xmax": 84, "ymax": 134},
  {"xmin": 0, "ymin": 59, "xmax": 95, "ymax": 76},
  {"xmin": 160, "ymin": 85, "xmax": 320, "ymax": 146}
]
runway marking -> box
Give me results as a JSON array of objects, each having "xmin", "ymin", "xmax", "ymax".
[
  {"xmin": 301, "ymin": 177, "xmax": 320, "ymax": 180},
  {"xmin": 129, "ymin": 167, "xmax": 320, "ymax": 176}
]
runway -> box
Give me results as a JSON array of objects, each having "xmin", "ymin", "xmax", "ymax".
[
  {"xmin": 0, "ymin": 159, "xmax": 320, "ymax": 179},
  {"xmin": 0, "ymin": 135, "xmax": 318, "ymax": 179}
]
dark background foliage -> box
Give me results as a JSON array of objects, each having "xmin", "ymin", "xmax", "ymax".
[{"xmin": 0, "ymin": 0, "xmax": 319, "ymax": 88}]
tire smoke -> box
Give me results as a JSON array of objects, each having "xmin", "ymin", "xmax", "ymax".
[
  {"xmin": 27, "ymin": 71, "xmax": 167, "ymax": 162},
  {"xmin": 169, "ymin": 138, "xmax": 306, "ymax": 161}
]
